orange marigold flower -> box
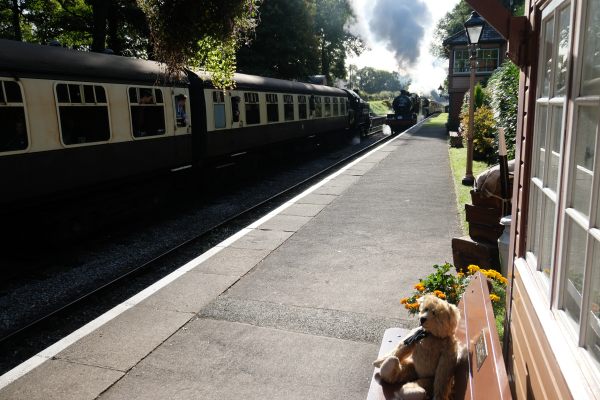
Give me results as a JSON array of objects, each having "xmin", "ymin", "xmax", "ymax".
[
  {"xmin": 434, "ymin": 290, "xmax": 446, "ymax": 299},
  {"xmin": 414, "ymin": 283, "xmax": 425, "ymax": 292},
  {"xmin": 490, "ymin": 294, "xmax": 500, "ymax": 302},
  {"xmin": 408, "ymin": 303, "xmax": 420, "ymax": 310},
  {"xmin": 400, "ymin": 297, "xmax": 409, "ymax": 304}
]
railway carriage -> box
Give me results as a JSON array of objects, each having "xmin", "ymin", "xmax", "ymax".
[{"xmin": 0, "ymin": 39, "xmax": 359, "ymax": 210}]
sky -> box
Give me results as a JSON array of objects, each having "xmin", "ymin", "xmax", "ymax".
[{"xmin": 347, "ymin": 0, "xmax": 460, "ymax": 96}]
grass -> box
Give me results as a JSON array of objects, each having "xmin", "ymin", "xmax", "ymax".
[
  {"xmin": 448, "ymin": 142, "xmax": 489, "ymax": 235},
  {"xmin": 369, "ymin": 100, "xmax": 391, "ymax": 116},
  {"xmin": 424, "ymin": 113, "xmax": 447, "ymax": 126}
]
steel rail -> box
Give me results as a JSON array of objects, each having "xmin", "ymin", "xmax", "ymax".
[{"xmin": 0, "ymin": 124, "xmax": 391, "ymax": 345}]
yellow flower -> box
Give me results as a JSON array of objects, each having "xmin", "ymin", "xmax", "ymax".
[
  {"xmin": 408, "ymin": 303, "xmax": 420, "ymax": 310},
  {"xmin": 414, "ymin": 283, "xmax": 425, "ymax": 292},
  {"xmin": 457, "ymin": 272, "xmax": 464, "ymax": 278},
  {"xmin": 400, "ymin": 297, "xmax": 409, "ymax": 304},
  {"xmin": 490, "ymin": 294, "xmax": 500, "ymax": 302},
  {"xmin": 467, "ymin": 265, "xmax": 480, "ymax": 274},
  {"xmin": 433, "ymin": 290, "xmax": 446, "ymax": 299}
]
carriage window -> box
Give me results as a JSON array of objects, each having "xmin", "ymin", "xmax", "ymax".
[
  {"xmin": 56, "ymin": 83, "xmax": 110, "ymax": 145},
  {"xmin": 128, "ymin": 86, "xmax": 166, "ymax": 138},
  {"xmin": 266, "ymin": 93, "xmax": 279, "ymax": 123},
  {"xmin": 231, "ymin": 96, "xmax": 241, "ymax": 123},
  {"xmin": 324, "ymin": 97, "xmax": 331, "ymax": 117},
  {"xmin": 213, "ymin": 91, "xmax": 226, "ymax": 129},
  {"xmin": 340, "ymin": 98, "xmax": 346, "ymax": 115},
  {"xmin": 298, "ymin": 95, "xmax": 308, "ymax": 120},
  {"xmin": 314, "ymin": 96, "xmax": 322, "ymax": 118},
  {"xmin": 0, "ymin": 80, "xmax": 28, "ymax": 152},
  {"xmin": 332, "ymin": 97, "xmax": 339, "ymax": 116},
  {"xmin": 244, "ymin": 92, "xmax": 260, "ymax": 125},
  {"xmin": 283, "ymin": 95, "xmax": 294, "ymax": 121}
]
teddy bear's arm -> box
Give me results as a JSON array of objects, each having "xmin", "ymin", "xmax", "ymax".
[
  {"xmin": 372, "ymin": 341, "xmax": 413, "ymax": 367},
  {"xmin": 432, "ymin": 346, "xmax": 459, "ymax": 400}
]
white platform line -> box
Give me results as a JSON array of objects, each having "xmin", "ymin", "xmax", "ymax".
[{"xmin": 0, "ymin": 125, "xmax": 419, "ymax": 388}]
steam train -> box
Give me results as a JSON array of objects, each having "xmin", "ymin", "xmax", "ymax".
[
  {"xmin": 385, "ymin": 90, "xmax": 422, "ymax": 134},
  {"xmin": 0, "ymin": 39, "xmax": 371, "ymax": 209}
]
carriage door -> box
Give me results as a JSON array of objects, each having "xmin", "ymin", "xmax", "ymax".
[
  {"xmin": 229, "ymin": 90, "xmax": 242, "ymax": 129},
  {"xmin": 172, "ymin": 87, "xmax": 192, "ymax": 163}
]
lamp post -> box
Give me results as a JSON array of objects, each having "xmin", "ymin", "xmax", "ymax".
[{"xmin": 462, "ymin": 11, "xmax": 484, "ymax": 186}]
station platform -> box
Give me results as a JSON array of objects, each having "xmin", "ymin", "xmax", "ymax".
[{"xmin": 0, "ymin": 119, "xmax": 462, "ymax": 400}]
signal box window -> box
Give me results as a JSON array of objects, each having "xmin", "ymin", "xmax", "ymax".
[
  {"xmin": 212, "ymin": 91, "xmax": 226, "ymax": 129},
  {"xmin": 298, "ymin": 95, "xmax": 308, "ymax": 120},
  {"xmin": 283, "ymin": 95, "xmax": 294, "ymax": 121},
  {"xmin": 266, "ymin": 93, "xmax": 279, "ymax": 123},
  {"xmin": 0, "ymin": 80, "xmax": 28, "ymax": 153},
  {"xmin": 56, "ymin": 83, "xmax": 110, "ymax": 145},
  {"xmin": 129, "ymin": 87, "xmax": 166, "ymax": 138},
  {"xmin": 244, "ymin": 92, "xmax": 260, "ymax": 125},
  {"xmin": 324, "ymin": 97, "xmax": 331, "ymax": 117}
]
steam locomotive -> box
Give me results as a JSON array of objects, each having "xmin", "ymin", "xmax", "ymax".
[
  {"xmin": 0, "ymin": 39, "xmax": 372, "ymax": 210},
  {"xmin": 385, "ymin": 90, "xmax": 421, "ymax": 134}
]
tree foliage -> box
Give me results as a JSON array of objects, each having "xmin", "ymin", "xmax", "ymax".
[
  {"xmin": 430, "ymin": 0, "xmax": 525, "ymax": 59},
  {"xmin": 355, "ymin": 67, "xmax": 410, "ymax": 94},
  {"xmin": 237, "ymin": 0, "xmax": 362, "ymax": 83},
  {"xmin": 237, "ymin": 0, "xmax": 319, "ymax": 79},
  {"xmin": 487, "ymin": 60, "xmax": 519, "ymax": 159}
]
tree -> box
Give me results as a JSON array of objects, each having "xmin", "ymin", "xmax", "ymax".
[
  {"xmin": 137, "ymin": 0, "xmax": 261, "ymax": 88},
  {"xmin": 430, "ymin": 0, "xmax": 525, "ymax": 59},
  {"xmin": 312, "ymin": 0, "xmax": 363, "ymax": 83},
  {"xmin": 236, "ymin": 0, "xmax": 319, "ymax": 80},
  {"xmin": 355, "ymin": 67, "xmax": 410, "ymax": 94}
]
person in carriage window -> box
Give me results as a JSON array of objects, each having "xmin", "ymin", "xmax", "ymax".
[{"xmin": 175, "ymin": 94, "xmax": 187, "ymax": 127}]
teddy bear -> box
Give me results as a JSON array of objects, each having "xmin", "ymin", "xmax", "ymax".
[{"xmin": 373, "ymin": 294, "xmax": 463, "ymax": 400}]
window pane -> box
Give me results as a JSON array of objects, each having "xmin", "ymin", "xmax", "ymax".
[
  {"xmin": 534, "ymin": 104, "xmax": 548, "ymax": 180},
  {"xmin": 528, "ymin": 186, "xmax": 544, "ymax": 258},
  {"xmin": 542, "ymin": 16, "xmax": 555, "ymax": 97},
  {"xmin": 69, "ymin": 84, "xmax": 82, "ymax": 103},
  {"xmin": 563, "ymin": 217, "xmax": 587, "ymax": 324},
  {"xmin": 0, "ymin": 83, "xmax": 5, "ymax": 103},
  {"xmin": 214, "ymin": 104, "xmax": 226, "ymax": 129},
  {"xmin": 571, "ymin": 106, "xmax": 597, "ymax": 216},
  {"xmin": 83, "ymin": 85, "xmax": 95, "ymax": 103},
  {"xmin": 129, "ymin": 87, "xmax": 137, "ymax": 103},
  {"xmin": 581, "ymin": 0, "xmax": 600, "ymax": 95},
  {"xmin": 130, "ymin": 105, "xmax": 165, "ymax": 137},
  {"xmin": 548, "ymin": 105, "xmax": 563, "ymax": 192},
  {"xmin": 4, "ymin": 81, "xmax": 22, "ymax": 102},
  {"xmin": 95, "ymin": 86, "xmax": 106, "ymax": 103},
  {"xmin": 284, "ymin": 104, "xmax": 294, "ymax": 121},
  {"xmin": 246, "ymin": 103, "xmax": 260, "ymax": 125},
  {"xmin": 0, "ymin": 107, "xmax": 28, "ymax": 152},
  {"xmin": 267, "ymin": 104, "xmax": 279, "ymax": 122},
  {"xmin": 60, "ymin": 106, "xmax": 110, "ymax": 144},
  {"xmin": 585, "ymin": 241, "xmax": 600, "ymax": 367},
  {"xmin": 56, "ymin": 84, "xmax": 69, "ymax": 103},
  {"xmin": 299, "ymin": 103, "xmax": 307, "ymax": 120},
  {"xmin": 154, "ymin": 89, "xmax": 163, "ymax": 104},
  {"xmin": 554, "ymin": 5, "xmax": 571, "ymax": 97},
  {"xmin": 539, "ymin": 197, "xmax": 556, "ymax": 280},
  {"xmin": 324, "ymin": 103, "xmax": 331, "ymax": 117}
]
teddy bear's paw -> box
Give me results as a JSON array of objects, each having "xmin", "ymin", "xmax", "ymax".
[
  {"xmin": 373, "ymin": 357, "xmax": 385, "ymax": 367},
  {"xmin": 379, "ymin": 356, "xmax": 401, "ymax": 383},
  {"xmin": 398, "ymin": 382, "xmax": 427, "ymax": 400}
]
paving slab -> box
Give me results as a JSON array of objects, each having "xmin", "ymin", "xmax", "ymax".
[
  {"xmin": 227, "ymin": 228, "xmax": 294, "ymax": 251},
  {"xmin": 0, "ymin": 359, "xmax": 123, "ymax": 400},
  {"xmin": 191, "ymin": 246, "xmax": 271, "ymax": 276},
  {"xmin": 296, "ymin": 193, "xmax": 338, "ymax": 205},
  {"xmin": 257, "ymin": 214, "xmax": 312, "ymax": 232},
  {"xmin": 280, "ymin": 202, "xmax": 326, "ymax": 217},
  {"xmin": 57, "ymin": 307, "xmax": 192, "ymax": 372},
  {"xmin": 99, "ymin": 319, "xmax": 378, "ymax": 400}
]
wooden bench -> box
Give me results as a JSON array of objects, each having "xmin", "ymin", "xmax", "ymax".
[{"xmin": 367, "ymin": 272, "xmax": 512, "ymax": 399}]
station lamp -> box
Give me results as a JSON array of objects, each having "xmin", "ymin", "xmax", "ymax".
[{"xmin": 461, "ymin": 11, "xmax": 485, "ymax": 186}]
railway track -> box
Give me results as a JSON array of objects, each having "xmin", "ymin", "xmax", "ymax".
[{"xmin": 0, "ymin": 121, "xmax": 391, "ymax": 373}]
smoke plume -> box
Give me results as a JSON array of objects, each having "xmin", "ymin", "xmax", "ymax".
[{"xmin": 368, "ymin": 0, "xmax": 431, "ymax": 69}]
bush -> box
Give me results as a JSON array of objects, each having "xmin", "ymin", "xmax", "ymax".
[
  {"xmin": 461, "ymin": 105, "xmax": 497, "ymax": 162},
  {"xmin": 487, "ymin": 60, "xmax": 519, "ymax": 160}
]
